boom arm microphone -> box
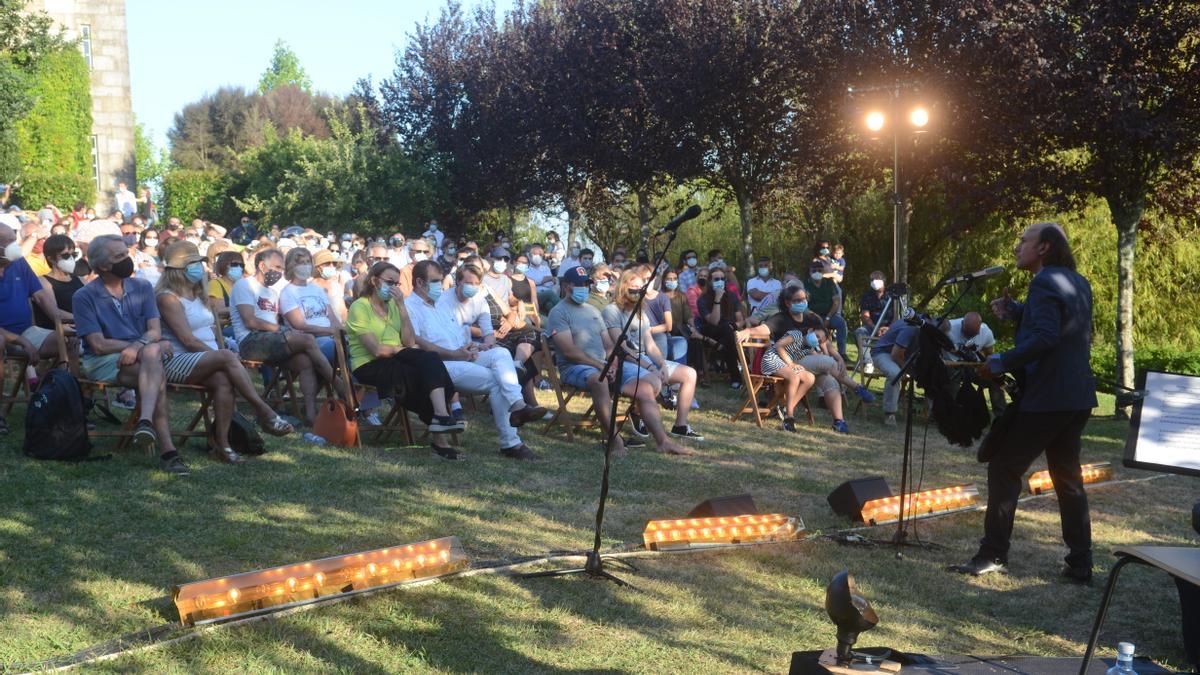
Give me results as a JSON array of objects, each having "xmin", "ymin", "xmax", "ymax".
[
  {"xmin": 943, "ymin": 266, "xmax": 1004, "ymax": 284},
  {"xmin": 654, "ymin": 204, "xmax": 702, "ymax": 236}
]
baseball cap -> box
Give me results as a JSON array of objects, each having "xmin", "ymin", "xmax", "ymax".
[
  {"xmin": 162, "ymin": 241, "xmax": 205, "ymax": 269},
  {"xmin": 560, "ymin": 266, "xmax": 590, "ymax": 286}
]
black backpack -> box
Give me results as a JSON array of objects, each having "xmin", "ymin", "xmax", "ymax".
[
  {"xmin": 23, "ymin": 367, "xmax": 92, "ymax": 461},
  {"xmin": 222, "ymin": 411, "xmax": 266, "ymax": 456}
]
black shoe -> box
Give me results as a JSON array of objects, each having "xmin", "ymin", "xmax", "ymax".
[
  {"xmin": 948, "ymin": 556, "xmax": 1007, "ymax": 576},
  {"xmin": 500, "ymin": 443, "xmax": 542, "ymax": 461},
  {"xmin": 630, "ymin": 416, "xmax": 649, "ymax": 438},
  {"xmin": 430, "ymin": 415, "xmax": 465, "ymax": 433},
  {"xmin": 159, "ymin": 454, "xmax": 191, "ymax": 476},
  {"xmin": 670, "ymin": 424, "xmax": 705, "ymax": 441},
  {"xmin": 657, "ymin": 390, "xmax": 678, "ymax": 410},
  {"xmin": 781, "ymin": 417, "xmax": 797, "ymax": 433},
  {"xmin": 431, "ymin": 444, "xmax": 466, "ymax": 461},
  {"xmin": 1061, "ymin": 565, "xmax": 1093, "ymax": 585},
  {"xmin": 623, "ymin": 435, "xmax": 646, "ymax": 448},
  {"xmin": 132, "ymin": 419, "xmax": 158, "ymax": 455},
  {"xmin": 451, "ymin": 407, "xmax": 465, "ymax": 422},
  {"xmin": 508, "ymin": 405, "xmax": 548, "ymax": 428}
]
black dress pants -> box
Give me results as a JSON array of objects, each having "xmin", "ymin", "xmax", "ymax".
[
  {"xmin": 353, "ymin": 349, "xmax": 456, "ymax": 424},
  {"xmin": 977, "ymin": 408, "xmax": 1093, "ymax": 569},
  {"xmin": 700, "ymin": 322, "xmax": 739, "ymax": 381}
]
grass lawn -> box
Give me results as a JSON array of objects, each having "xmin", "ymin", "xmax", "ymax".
[{"xmin": 0, "ymin": 375, "xmax": 1195, "ymax": 673}]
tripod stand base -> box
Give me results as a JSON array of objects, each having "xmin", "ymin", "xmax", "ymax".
[{"xmin": 519, "ymin": 551, "xmax": 638, "ymax": 588}]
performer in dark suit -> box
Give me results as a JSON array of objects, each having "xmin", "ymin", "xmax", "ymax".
[{"xmin": 951, "ymin": 221, "xmax": 1098, "ymax": 581}]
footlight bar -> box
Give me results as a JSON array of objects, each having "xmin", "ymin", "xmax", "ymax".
[
  {"xmin": 174, "ymin": 536, "xmax": 469, "ymax": 626},
  {"xmin": 1028, "ymin": 461, "xmax": 1112, "ymax": 495},
  {"xmin": 860, "ymin": 484, "xmax": 979, "ymax": 525},
  {"xmin": 643, "ymin": 513, "xmax": 804, "ymax": 551}
]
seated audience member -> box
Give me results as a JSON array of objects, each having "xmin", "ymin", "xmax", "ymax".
[
  {"xmin": 279, "ymin": 247, "xmax": 343, "ymax": 367},
  {"xmin": 405, "ymin": 261, "xmax": 547, "ymax": 461},
  {"xmin": 677, "ymin": 249, "xmax": 699, "ymax": 292},
  {"xmin": 155, "ymin": 242, "xmax": 293, "ymax": 464},
  {"xmin": 18, "ymin": 220, "xmax": 51, "ymax": 276},
  {"xmin": 133, "ymin": 228, "xmax": 162, "ymax": 286},
  {"xmin": 855, "ymin": 270, "xmax": 894, "ymax": 372},
  {"xmin": 661, "ymin": 268, "xmax": 705, "ymax": 374},
  {"xmin": 798, "ymin": 325, "xmax": 875, "ymax": 433},
  {"xmin": 746, "ymin": 256, "xmax": 782, "ymax": 326},
  {"xmin": 32, "ymin": 234, "xmax": 82, "ymax": 328},
  {"xmin": 524, "ymin": 242, "xmax": 557, "ymax": 310},
  {"xmin": 740, "ymin": 286, "xmax": 824, "ymax": 432},
  {"xmin": 942, "ymin": 311, "xmax": 1005, "ymax": 415},
  {"xmin": 397, "ymin": 237, "xmax": 434, "ymax": 297},
  {"xmin": 208, "ymin": 251, "xmax": 245, "ymax": 311},
  {"xmin": 803, "ymin": 261, "xmax": 848, "ymax": 361},
  {"xmin": 312, "ymin": 249, "xmax": 349, "ymax": 323},
  {"xmin": 585, "ymin": 263, "xmax": 615, "ymax": 311},
  {"xmin": 641, "ymin": 265, "xmax": 687, "ymax": 364},
  {"xmin": 345, "ymin": 262, "xmax": 464, "ymax": 459},
  {"xmin": 685, "ymin": 266, "xmax": 708, "ymax": 321},
  {"xmin": 706, "ymin": 249, "xmax": 741, "ymax": 299},
  {"xmin": 602, "ymin": 269, "xmax": 702, "ymax": 449},
  {"xmin": 501, "ymin": 252, "xmax": 543, "ymax": 371},
  {"xmin": 230, "ymin": 248, "xmax": 340, "ymax": 427},
  {"xmin": 870, "ymin": 318, "xmax": 920, "ymax": 426},
  {"xmin": 559, "ymin": 242, "xmax": 583, "ymax": 272},
  {"xmin": 698, "ymin": 266, "xmax": 745, "ymax": 388},
  {"xmin": 482, "ymin": 248, "xmax": 514, "ymax": 305},
  {"xmin": 0, "ymin": 226, "xmax": 69, "ymax": 397},
  {"xmin": 70, "ymin": 235, "xmax": 189, "ymax": 474}
]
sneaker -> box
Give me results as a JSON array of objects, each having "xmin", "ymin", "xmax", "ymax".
[
  {"xmin": 863, "ymin": 363, "xmax": 875, "ymax": 375},
  {"xmin": 630, "ymin": 416, "xmax": 649, "ymax": 438},
  {"xmin": 537, "ymin": 379, "xmax": 552, "ymax": 391},
  {"xmin": 112, "ymin": 391, "xmax": 137, "ymax": 410},
  {"xmin": 500, "ymin": 443, "xmax": 542, "ymax": 461},
  {"xmin": 855, "ymin": 385, "xmax": 876, "ymax": 403},
  {"xmin": 884, "ymin": 414, "xmax": 897, "ymax": 427},
  {"xmin": 132, "ymin": 419, "xmax": 158, "ymax": 455},
  {"xmin": 159, "ymin": 454, "xmax": 191, "ymax": 476},
  {"xmin": 430, "ymin": 415, "xmax": 465, "ymax": 433},
  {"xmin": 431, "ymin": 444, "xmax": 466, "ymax": 461},
  {"xmin": 832, "ymin": 419, "xmax": 850, "ymax": 434},
  {"xmin": 623, "ymin": 435, "xmax": 646, "ymax": 448},
  {"xmin": 670, "ymin": 425, "xmax": 705, "ymax": 441},
  {"xmin": 782, "ymin": 417, "xmax": 797, "ymax": 433},
  {"xmin": 657, "ymin": 390, "xmax": 678, "ymax": 410},
  {"xmin": 730, "ymin": 381, "xmax": 743, "ymax": 390}
]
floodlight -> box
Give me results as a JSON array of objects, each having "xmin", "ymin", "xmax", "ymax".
[
  {"xmin": 1028, "ymin": 461, "xmax": 1113, "ymax": 495},
  {"xmin": 865, "ymin": 111, "xmax": 886, "ymax": 132},
  {"xmin": 860, "ymin": 484, "xmax": 979, "ymax": 525},
  {"xmin": 825, "ymin": 570, "xmax": 879, "ymax": 666},
  {"xmin": 174, "ymin": 537, "xmax": 469, "ymax": 626},
  {"xmin": 909, "ymin": 106, "xmax": 929, "ymax": 128},
  {"xmin": 642, "ymin": 513, "xmax": 803, "ymax": 551}
]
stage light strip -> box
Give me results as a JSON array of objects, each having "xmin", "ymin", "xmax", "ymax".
[
  {"xmin": 860, "ymin": 484, "xmax": 979, "ymax": 525},
  {"xmin": 642, "ymin": 513, "xmax": 804, "ymax": 551},
  {"xmin": 173, "ymin": 536, "xmax": 469, "ymax": 626},
  {"xmin": 1027, "ymin": 461, "xmax": 1113, "ymax": 495}
]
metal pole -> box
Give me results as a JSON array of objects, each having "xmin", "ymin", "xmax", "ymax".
[{"xmin": 893, "ymin": 126, "xmax": 901, "ymax": 284}]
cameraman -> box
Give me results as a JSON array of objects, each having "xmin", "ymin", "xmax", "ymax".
[{"xmin": 942, "ymin": 311, "xmax": 1006, "ymax": 416}]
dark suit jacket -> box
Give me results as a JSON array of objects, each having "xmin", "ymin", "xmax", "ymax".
[{"xmin": 1000, "ymin": 266, "xmax": 1097, "ymax": 412}]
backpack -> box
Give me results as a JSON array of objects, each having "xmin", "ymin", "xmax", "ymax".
[
  {"xmin": 216, "ymin": 411, "xmax": 267, "ymax": 456},
  {"xmin": 23, "ymin": 368, "xmax": 92, "ymax": 461}
]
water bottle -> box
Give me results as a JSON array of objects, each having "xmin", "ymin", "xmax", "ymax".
[
  {"xmin": 1105, "ymin": 642, "xmax": 1137, "ymax": 674},
  {"xmin": 303, "ymin": 432, "xmax": 327, "ymax": 446}
]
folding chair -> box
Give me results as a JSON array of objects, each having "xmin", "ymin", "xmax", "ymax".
[
  {"xmin": 537, "ymin": 331, "xmax": 631, "ymax": 441},
  {"xmin": 731, "ymin": 335, "xmax": 813, "ymax": 428}
]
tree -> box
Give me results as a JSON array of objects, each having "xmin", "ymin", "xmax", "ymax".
[
  {"xmin": 258, "ymin": 39, "xmax": 312, "ymax": 94},
  {"xmin": 134, "ymin": 118, "xmax": 169, "ymax": 199}
]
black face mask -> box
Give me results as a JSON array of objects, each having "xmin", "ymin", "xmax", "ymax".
[
  {"xmin": 697, "ymin": 278, "xmax": 708, "ymax": 288},
  {"xmin": 122, "ymin": 234, "xmax": 137, "ymax": 247},
  {"xmin": 109, "ymin": 256, "xmax": 135, "ymax": 279}
]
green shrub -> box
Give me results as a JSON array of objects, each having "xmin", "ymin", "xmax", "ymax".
[
  {"xmin": 162, "ymin": 169, "xmax": 226, "ymax": 222},
  {"xmin": 1091, "ymin": 344, "xmax": 1200, "ymax": 382},
  {"xmin": 13, "ymin": 170, "xmax": 93, "ymax": 209},
  {"xmin": 14, "ymin": 48, "xmax": 92, "ymax": 177}
]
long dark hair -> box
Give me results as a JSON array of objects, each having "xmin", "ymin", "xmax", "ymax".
[
  {"xmin": 357, "ymin": 261, "xmax": 400, "ymax": 300},
  {"xmin": 704, "ymin": 269, "xmax": 737, "ymax": 317},
  {"xmin": 1038, "ymin": 224, "xmax": 1076, "ymax": 271}
]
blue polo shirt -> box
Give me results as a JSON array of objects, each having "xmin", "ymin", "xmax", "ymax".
[
  {"xmin": 871, "ymin": 321, "xmax": 918, "ymax": 358},
  {"xmin": 72, "ymin": 277, "xmax": 159, "ymax": 356},
  {"xmin": 0, "ymin": 257, "xmax": 42, "ymax": 334}
]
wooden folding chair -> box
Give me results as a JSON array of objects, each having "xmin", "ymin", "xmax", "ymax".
[
  {"xmin": 731, "ymin": 335, "xmax": 813, "ymax": 428},
  {"xmin": 537, "ymin": 332, "xmax": 631, "ymax": 441}
]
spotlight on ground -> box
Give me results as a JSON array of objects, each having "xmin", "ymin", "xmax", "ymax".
[
  {"xmin": 643, "ymin": 496, "xmax": 802, "ymax": 550},
  {"xmin": 825, "ymin": 570, "xmax": 880, "ymax": 666},
  {"xmin": 860, "ymin": 484, "xmax": 979, "ymax": 525},
  {"xmin": 174, "ymin": 537, "xmax": 469, "ymax": 626},
  {"xmin": 1028, "ymin": 461, "xmax": 1112, "ymax": 495}
]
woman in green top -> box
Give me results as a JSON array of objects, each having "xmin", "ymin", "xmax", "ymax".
[{"xmin": 346, "ymin": 262, "xmax": 465, "ymax": 460}]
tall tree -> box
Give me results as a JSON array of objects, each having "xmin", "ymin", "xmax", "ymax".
[{"xmin": 258, "ymin": 39, "xmax": 312, "ymax": 94}]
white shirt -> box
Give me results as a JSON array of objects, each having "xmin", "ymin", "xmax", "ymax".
[
  {"xmin": 746, "ymin": 276, "xmax": 782, "ymax": 313},
  {"xmin": 405, "ymin": 291, "xmax": 468, "ymax": 351},
  {"xmin": 115, "ymin": 188, "xmax": 136, "ymax": 218},
  {"xmin": 388, "ymin": 248, "xmax": 410, "ymax": 269},
  {"xmin": 161, "ymin": 293, "xmax": 218, "ymax": 352},
  {"xmin": 437, "ymin": 287, "xmax": 492, "ymax": 338},
  {"xmin": 279, "ymin": 282, "xmax": 333, "ymax": 328},
  {"xmin": 230, "ymin": 276, "xmax": 280, "ymax": 341},
  {"xmin": 423, "ymin": 228, "xmax": 444, "ymax": 248},
  {"xmin": 947, "ymin": 318, "xmax": 995, "ymax": 351}
]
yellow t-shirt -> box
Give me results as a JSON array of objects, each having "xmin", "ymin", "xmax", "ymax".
[
  {"xmin": 208, "ymin": 277, "xmax": 233, "ymax": 303},
  {"xmin": 345, "ymin": 297, "xmax": 405, "ymax": 371},
  {"xmin": 25, "ymin": 254, "xmax": 50, "ymax": 277}
]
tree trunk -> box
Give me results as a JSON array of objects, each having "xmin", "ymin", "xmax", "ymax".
[
  {"xmin": 564, "ymin": 193, "xmax": 579, "ymax": 249},
  {"xmin": 736, "ymin": 190, "xmax": 754, "ymax": 284},
  {"xmin": 636, "ymin": 186, "xmax": 652, "ymax": 247},
  {"xmin": 507, "ymin": 206, "xmax": 516, "ymax": 239},
  {"xmin": 1109, "ymin": 198, "xmax": 1142, "ymax": 418}
]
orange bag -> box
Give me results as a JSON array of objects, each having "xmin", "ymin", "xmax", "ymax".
[{"xmin": 313, "ymin": 398, "xmax": 358, "ymax": 447}]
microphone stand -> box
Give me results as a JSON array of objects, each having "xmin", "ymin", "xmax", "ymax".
[{"xmin": 521, "ymin": 219, "xmax": 686, "ymax": 587}]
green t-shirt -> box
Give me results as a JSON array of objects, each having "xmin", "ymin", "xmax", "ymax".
[
  {"xmin": 345, "ymin": 297, "xmax": 405, "ymax": 371},
  {"xmin": 803, "ymin": 278, "xmax": 837, "ymax": 316}
]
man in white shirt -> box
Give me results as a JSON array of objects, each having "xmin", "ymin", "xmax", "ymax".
[
  {"xmin": 114, "ymin": 182, "xmax": 136, "ymax": 222},
  {"xmin": 746, "ymin": 255, "xmax": 783, "ymax": 325},
  {"xmin": 231, "ymin": 248, "xmax": 336, "ymax": 426},
  {"xmin": 386, "ymin": 234, "xmax": 410, "ymax": 269},
  {"xmin": 422, "ymin": 220, "xmax": 444, "ymax": 249},
  {"xmin": 404, "ymin": 260, "xmax": 547, "ymax": 461},
  {"xmin": 942, "ymin": 311, "xmax": 1006, "ymax": 415}
]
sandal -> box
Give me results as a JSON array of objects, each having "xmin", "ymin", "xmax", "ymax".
[{"xmin": 259, "ymin": 415, "xmax": 294, "ymax": 436}]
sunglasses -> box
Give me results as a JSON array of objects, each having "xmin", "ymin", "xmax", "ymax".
[{"xmin": 368, "ymin": 256, "xmax": 388, "ymax": 263}]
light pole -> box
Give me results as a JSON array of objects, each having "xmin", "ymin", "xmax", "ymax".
[{"xmin": 854, "ymin": 84, "xmax": 929, "ymax": 284}]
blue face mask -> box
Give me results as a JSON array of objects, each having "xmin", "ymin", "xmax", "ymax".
[
  {"xmin": 515, "ymin": 263, "xmax": 529, "ymax": 274},
  {"xmin": 664, "ymin": 280, "xmax": 679, "ymax": 291},
  {"xmin": 184, "ymin": 262, "xmax": 205, "ymax": 283},
  {"xmin": 791, "ymin": 301, "xmax": 808, "ymax": 314},
  {"xmin": 461, "ymin": 283, "xmax": 480, "ymax": 298},
  {"xmin": 378, "ymin": 284, "xmax": 392, "ymax": 301},
  {"xmin": 711, "ymin": 279, "xmax": 726, "ymax": 291},
  {"xmin": 819, "ymin": 247, "xmax": 830, "ymax": 256},
  {"xmin": 228, "ymin": 265, "xmax": 244, "ymax": 280},
  {"xmin": 571, "ymin": 286, "xmax": 589, "ymax": 304},
  {"xmin": 805, "ymin": 332, "xmax": 821, "ymax": 349},
  {"xmin": 427, "ymin": 282, "xmax": 443, "ymax": 301},
  {"xmin": 757, "ymin": 267, "xmax": 770, "ymax": 277}
]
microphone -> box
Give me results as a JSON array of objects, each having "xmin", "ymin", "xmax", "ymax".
[
  {"xmin": 654, "ymin": 204, "xmax": 701, "ymax": 236},
  {"xmin": 943, "ymin": 266, "xmax": 1004, "ymax": 284}
]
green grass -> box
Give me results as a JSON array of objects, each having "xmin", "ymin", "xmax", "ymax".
[{"xmin": 0, "ymin": 380, "xmax": 1195, "ymax": 673}]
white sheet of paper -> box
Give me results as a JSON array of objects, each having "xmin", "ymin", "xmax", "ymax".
[{"xmin": 1134, "ymin": 371, "xmax": 1200, "ymax": 471}]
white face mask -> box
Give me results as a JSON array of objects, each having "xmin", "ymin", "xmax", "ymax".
[
  {"xmin": 530, "ymin": 254, "xmax": 543, "ymax": 266},
  {"xmin": 870, "ymin": 279, "xmax": 885, "ymax": 291},
  {"xmin": 320, "ymin": 265, "xmax": 338, "ymax": 280},
  {"xmin": 57, "ymin": 257, "xmax": 76, "ymax": 274},
  {"xmin": 2, "ymin": 241, "xmax": 22, "ymax": 262},
  {"xmin": 413, "ymin": 252, "xmax": 429, "ymax": 263},
  {"xmin": 492, "ymin": 260, "xmax": 508, "ymax": 274},
  {"xmin": 294, "ymin": 264, "xmax": 313, "ymax": 281}
]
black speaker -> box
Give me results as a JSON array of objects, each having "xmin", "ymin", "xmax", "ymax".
[
  {"xmin": 827, "ymin": 477, "xmax": 892, "ymax": 521},
  {"xmin": 687, "ymin": 494, "xmax": 759, "ymax": 518}
]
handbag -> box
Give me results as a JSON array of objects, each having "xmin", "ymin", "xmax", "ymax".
[{"xmin": 312, "ymin": 329, "xmax": 360, "ymax": 447}]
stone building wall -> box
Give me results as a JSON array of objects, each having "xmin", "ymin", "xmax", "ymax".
[{"xmin": 28, "ymin": 0, "xmax": 135, "ymax": 210}]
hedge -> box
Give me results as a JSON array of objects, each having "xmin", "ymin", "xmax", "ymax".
[
  {"xmin": 162, "ymin": 169, "xmax": 226, "ymax": 222},
  {"xmin": 13, "ymin": 171, "xmax": 94, "ymax": 210},
  {"xmin": 14, "ymin": 48, "xmax": 92, "ymax": 177}
]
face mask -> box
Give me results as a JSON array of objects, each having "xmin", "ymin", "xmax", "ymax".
[
  {"xmin": 57, "ymin": 256, "xmax": 77, "ymax": 274},
  {"xmin": 429, "ymin": 224, "xmax": 438, "ymax": 231},
  {"xmin": 810, "ymin": 272, "xmax": 823, "ymax": 282},
  {"xmin": 492, "ymin": 260, "xmax": 507, "ymax": 273},
  {"xmin": 122, "ymin": 234, "xmax": 137, "ymax": 247},
  {"xmin": 411, "ymin": 252, "xmax": 428, "ymax": 263},
  {"xmin": 664, "ymin": 280, "xmax": 679, "ymax": 291},
  {"xmin": 228, "ymin": 265, "xmax": 244, "ymax": 280},
  {"xmin": 627, "ymin": 287, "xmax": 644, "ymax": 298},
  {"xmin": 686, "ymin": 257, "xmax": 698, "ymax": 268},
  {"xmin": 819, "ymin": 247, "xmax": 830, "ymax": 256},
  {"xmin": 580, "ymin": 259, "xmax": 593, "ymax": 269},
  {"xmin": 2, "ymin": 241, "xmax": 22, "ymax": 261},
  {"xmin": 595, "ymin": 280, "xmax": 611, "ymax": 294},
  {"xmin": 571, "ymin": 287, "xmax": 589, "ymax": 303},
  {"xmin": 757, "ymin": 267, "xmax": 770, "ymax": 277},
  {"xmin": 697, "ymin": 278, "xmax": 708, "ymax": 288},
  {"xmin": 377, "ymin": 284, "xmax": 392, "ymax": 301},
  {"xmin": 791, "ymin": 301, "xmax": 809, "ymax": 314},
  {"xmin": 320, "ymin": 266, "xmax": 338, "ymax": 280},
  {"xmin": 461, "ymin": 283, "xmax": 480, "ymax": 298},
  {"xmin": 711, "ymin": 279, "xmax": 726, "ymax": 291},
  {"xmin": 185, "ymin": 262, "xmax": 205, "ymax": 283},
  {"xmin": 144, "ymin": 239, "xmax": 158, "ymax": 248},
  {"xmin": 871, "ymin": 279, "xmax": 885, "ymax": 291},
  {"xmin": 805, "ymin": 332, "xmax": 821, "ymax": 349},
  {"xmin": 447, "ymin": 247, "xmax": 457, "ymax": 256},
  {"xmin": 427, "ymin": 283, "xmax": 443, "ymax": 301},
  {"xmin": 110, "ymin": 256, "xmax": 135, "ymax": 279},
  {"xmin": 294, "ymin": 264, "xmax": 313, "ymax": 281},
  {"xmin": 530, "ymin": 254, "xmax": 543, "ymax": 265},
  {"xmin": 570, "ymin": 248, "xmax": 581, "ymax": 257},
  {"xmin": 709, "ymin": 260, "xmax": 726, "ymax": 270},
  {"xmin": 515, "ymin": 263, "xmax": 529, "ymax": 274},
  {"xmin": 263, "ymin": 269, "xmax": 283, "ymax": 286}
]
